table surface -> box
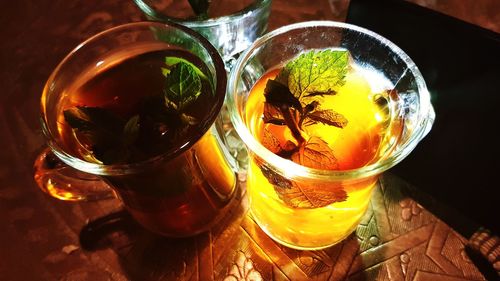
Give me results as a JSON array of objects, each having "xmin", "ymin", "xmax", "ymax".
[{"xmin": 1, "ymin": 0, "xmax": 499, "ymax": 280}]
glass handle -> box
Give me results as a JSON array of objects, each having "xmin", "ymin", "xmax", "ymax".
[{"xmin": 33, "ymin": 147, "xmax": 115, "ymax": 201}]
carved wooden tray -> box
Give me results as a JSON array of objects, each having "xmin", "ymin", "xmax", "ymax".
[{"xmin": 64, "ymin": 174, "xmax": 484, "ymax": 281}]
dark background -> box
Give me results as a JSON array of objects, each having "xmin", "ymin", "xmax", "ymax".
[{"xmin": 347, "ymin": 0, "xmax": 500, "ymax": 234}]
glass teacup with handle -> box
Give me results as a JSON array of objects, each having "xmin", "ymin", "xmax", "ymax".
[{"xmin": 34, "ymin": 21, "xmax": 237, "ymax": 237}]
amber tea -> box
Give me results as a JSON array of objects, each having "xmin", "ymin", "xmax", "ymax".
[
  {"xmin": 244, "ymin": 49, "xmax": 404, "ymax": 249},
  {"xmin": 228, "ymin": 21, "xmax": 434, "ymax": 250},
  {"xmin": 56, "ymin": 47, "xmax": 236, "ymax": 236},
  {"xmin": 60, "ymin": 49, "xmax": 213, "ymax": 164}
]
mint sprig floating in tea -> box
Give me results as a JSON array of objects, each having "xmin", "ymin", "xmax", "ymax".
[
  {"xmin": 263, "ymin": 49, "xmax": 349, "ymax": 163},
  {"xmin": 63, "ymin": 57, "xmax": 208, "ymax": 165},
  {"xmin": 63, "ymin": 107, "xmax": 140, "ymax": 164},
  {"xmin": 260, "ymin": 49, "xmax": 350, "ymax": 208},
  {"xmin": 260, "ymin": 161, "xmax": 347, "ymax": 209},
  {"xmin": 163, "ymin": 59, "xmax": 206, "ymax": 125},
  {"xmin": 163, "ymin": 57, "xmax": 208, "ymax": 81},
  {"xmin": 275, "ymin": 49, "xmax": 349, "ymax": 99}
]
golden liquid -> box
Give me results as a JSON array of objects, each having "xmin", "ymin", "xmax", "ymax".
[{"xmin": 245, "ymin": 65, "xmax": 401, "ymax": 249}]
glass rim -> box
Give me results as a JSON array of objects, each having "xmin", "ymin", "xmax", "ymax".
[
  {"xmin": 133, "ymin": 0, "xmax": 272, "ymax": 27},
  {"xmin": 227, "ymin": 20, "xmax": 434, "ymax": 181},
  {"xmin": 41, "ymin": 21, "xmax": 227, "ymax": 176}
]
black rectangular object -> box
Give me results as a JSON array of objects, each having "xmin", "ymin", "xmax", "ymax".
[{"xmin": 346, "ymin": 0, "xmax": 500, "ymax": 234}]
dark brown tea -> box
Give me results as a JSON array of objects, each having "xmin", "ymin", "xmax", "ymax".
[
  {"xmin": 57, "ymin": 48, "xmax": 236, "ymax": 236},
  {"xmin": 60, "ymin": 49, "xmax": 216, "ymax": 164}
]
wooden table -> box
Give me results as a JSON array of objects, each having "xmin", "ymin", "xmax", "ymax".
[{"xmin": 0, "ymin": 0, "xmax": 498, "ymax": 280}]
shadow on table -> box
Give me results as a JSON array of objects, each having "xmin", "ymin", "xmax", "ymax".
[
  {"xmin": 79, "ymin": 209, "xmax": 200, "ymax": 280},
  {"xmin": 78, "ymin": 185, "xmax": 247, "ymax": 280},
  {"xmin": 77, "ymin": 192, "xmax": 374, "ymax": 280}
]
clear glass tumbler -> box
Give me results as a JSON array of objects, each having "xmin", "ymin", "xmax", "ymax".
[
  {"xmin": 227, "ymin": 21, "xmax": 435, "ymax": 250},
  {"xmin": 35, "ymin": 21, "xmax": 237, "ymax": 237},
  {"xmin": 133, "ymin": 0, "xmax": 272, "ymax": 66}
]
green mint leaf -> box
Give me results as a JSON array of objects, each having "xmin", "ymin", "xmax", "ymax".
[
  {"xmin": 63, "ymin": 106, "xmax": 137, "ymax": 164},
  {"xmin": 258, "ymin": 50, "xmax": 351, "ymax": 209},
  {"xmin": 277, "ymin": 141, "xmax": 298, "ymax": 159},
  {"xmin": 303, "ymin": 89, "xmax": 337, "ymax": 98},
  {"xmin": 262, "ymin": 103, "xmax": 285, "ymax": 125},
  {"xmin": 291, "ymin": 136, "xmax": 338, "ymax": 170},
  {"xmin": 264, "ymin": 79, "xmax": 302, "ymax": 111},
  {"xmin": 275, "ymin": 49, "xmax": 349, "ymax": 99},
  {"xmin": 161, "ymin": 67, "xmax": 171, "ymax": 77},
  {"xmin": 259, "ymin": 158, "xmax": 347, "ymax": 209},
  {"xmin": 63, "ymin": 106, "xmax": 123, "ymax": 145},
  {"xmin": 304, "ymin": 109, "xmax": 348, "ymax": 128},
  {"xmin": 260, "ymin": 165, "xmax": 293, "ymax": 190},
  {"xmin": 274, "ymin": 181, "xmax": 348, "ymax": 209},
  {"xmin": 261, "ymin": 128, "xmax": 282, "ymax": 154},
  {"xmin": 262, "ymin": 127, "xmax": 298, "ymax": 158},
  {"xmin": 164, "ymin": 61, "xmax": 202, "ymax": 111},
  {"xmin": 187, "ymin": 0, "xmax": 210, "ymax": 18},
  {"xmin": 303, "ymin": 101, "xmax": 319, "ymax": 114},
  {"xmin": 263, "ymin": 79, "xmax": 305, "ymax": 143},
  {"xmin": 164, "ymin": 57, "xmax": 208, "ymax": 81},
  {"xmin": 298, "ymin": 101, "xmax": 319, "ymax": 128},
  {"xmin": 263, "ymin": 49, "xmax": 350, "ymax": 145},
  {"xmin": 269, "ymin": 136, "xmax": 346, "ymax": 209}
]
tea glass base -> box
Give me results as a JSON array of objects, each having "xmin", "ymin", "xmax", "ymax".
[
  {"xmin": 249, "ymin": 209, "xmax": 357, "ymax": 251},
  {"xmin": 126, "ymin": 177, "xmax": 242, "ymax": 238},
  {"xmin": 34, "ymin": 148, "xmax": 115, "ymax": 201}
]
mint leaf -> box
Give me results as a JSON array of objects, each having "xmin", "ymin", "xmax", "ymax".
[
  {"xmin": 257, "ymin": 50, "xmax": 352, "ymax": 209},
  {"xmin": 260, "ymin": 165, "xmax": 293, "ymax": 190},
  {"xmin": 274, "ymin": 181, "xmax": 348, "ymax": 209},
  {"xmin": 264, "ymin": 80, "xmax": 302, "ymax": 111},
  {"xmin": 259, "ymin": 158, "xmax": 347, "ymax": 209},
  {"xmin": 161, "ymin": 67, "xmax": 171, "ymax": 77},
  {"xmin": 164, "ymin": 57, "xmax": 208, "ymax": 81},
  {"xmin": 261, "ymin": 128, "xmax": 282, "ymax": 154},
  {"xmin": 276, "ymin": 49, "xmax": 348, "ymax": 99},
  {"xmin": 164, "ymin": 61, "xmax": 202, "ymax": 111},
  {"xmin": 304, "ymin": 109, "xmax": 348, "ymax": 128},
  {"xmin": 63, "ymin": 106, "xmax": 123, "ymax": 145},
  {"xmin": 63, "ymin": 106, "xmax": 138, "ymax": 164},
  {"xmin": 262, "ymin": 103, "xmax": 285, "ymax": 125},
  {"xmin": 263, "ymin": 80, "xmax": 305, "ymax": 144},
  {"xmin": 263, "ymin": 49, "xmax": 350, "ymax": 145},
  {"xmin": 291, "ymin": 136, "xmax": 338, "ymax": 170},
  {"xmin": 303, "ymin": 89, "xmax": 337, "ymax": 98}
]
